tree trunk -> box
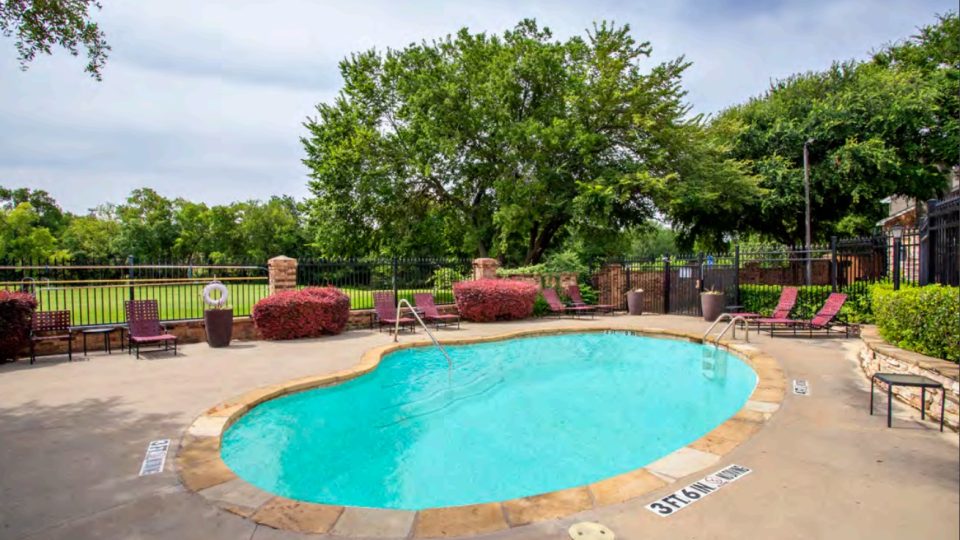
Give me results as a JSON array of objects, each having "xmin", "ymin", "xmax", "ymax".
[{"xmin": 524, "ymin": 218, "xmax": 563, "ymax": 265}]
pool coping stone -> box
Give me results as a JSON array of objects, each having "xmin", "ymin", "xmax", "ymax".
[{"xmin": 176, "ymin": 326, "xmax": 786, "ymax": 538}]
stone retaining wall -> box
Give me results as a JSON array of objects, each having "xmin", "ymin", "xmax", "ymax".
[{"xmin": 858, "ymin": 325, "xmax": 959, "ymax": 431}]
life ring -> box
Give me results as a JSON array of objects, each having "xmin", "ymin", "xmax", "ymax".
[{"xmin": 202, "ymin": 281, "xmax": 229, "ymax": 308}]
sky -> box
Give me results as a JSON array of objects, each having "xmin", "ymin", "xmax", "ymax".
[{"xmin": 0, "ymin": 0, "xmax": 954, "ymax": 213}]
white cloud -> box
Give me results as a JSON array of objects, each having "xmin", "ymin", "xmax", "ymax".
[{"xmin": 0, "ymin": 0, "xmax": 953, "ymax": 212}]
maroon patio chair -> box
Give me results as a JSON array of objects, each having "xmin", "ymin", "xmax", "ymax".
[
  {"xmin": 373, "ymin": 292, "xmax": 416, "ymax": 333},
  {"xmin": 566, "ymin": 284, "xmax": 615, "ymax": 315},
  {"xmin": 413, "ymin": 293, "xmax": 460, "ymax": 330},
  {"xmin": 125, "ymin": 300, "xmax": 177, "ymax": 359},
  {"xmin": 759, "ymin": 293, "xmax": 851, "ymax": 337},
  {"xmin": 29, "ymin": 310, "xmax": 74, "ymax": 364},
  {"xmin": 542, "ymin": 288, "xmax": 595, "ymax": 319}
]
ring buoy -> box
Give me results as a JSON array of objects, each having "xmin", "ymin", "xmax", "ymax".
[{"xmin": 203, "ymin": 281, "xmax": 229, "ymax": 308}]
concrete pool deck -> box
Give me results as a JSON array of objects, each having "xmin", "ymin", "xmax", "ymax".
[{"xmin": 1, "ymin": 315, "xmax": 957, "ymax": 540}]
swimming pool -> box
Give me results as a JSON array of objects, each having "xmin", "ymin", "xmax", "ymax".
[{"xmin": 221, "ymin": 332, "xmax": 757, "ymax": 510}]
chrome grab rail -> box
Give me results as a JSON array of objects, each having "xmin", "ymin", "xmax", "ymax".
[
  {"xmin": 393, "ymin": 299, "xmax": 453, "ymax": 368},
  {"xmin": 703, "ymin": 313, "xmax": 750, "ymax": 345}
]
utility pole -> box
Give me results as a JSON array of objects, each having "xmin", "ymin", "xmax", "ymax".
[{"xmin": 803, "ymin": 139, "xmax": 813, "ymax": 286}]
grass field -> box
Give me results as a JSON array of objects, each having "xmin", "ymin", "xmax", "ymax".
[{"xmin": 4, "ymin": 282, "xmax": 456, "ymax": 327}]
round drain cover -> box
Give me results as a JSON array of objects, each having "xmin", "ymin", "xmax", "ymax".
[{"xmin": 568, "ymin": 522, "xmax": 615, "ymax": 540}]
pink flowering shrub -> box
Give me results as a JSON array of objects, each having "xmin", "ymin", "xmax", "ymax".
[
  {"xmin": 252, "ymin": 287, "xmax": 351, "ymax": 340},
  {"xmin": 0, "ymin": 291, "xmax": 37, "ymax": 361},
  {"xmin": 453, "ymin": 279, "xmax": 537, "ymax": 322}
]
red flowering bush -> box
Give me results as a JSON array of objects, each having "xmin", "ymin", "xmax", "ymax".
[
  {"xmin": 252, "ymin": 287, "xmax": 351, "ymax": 340},
  {"xmin": 454, "ymin": 279, "xmax": 538, "ymax": 322},
  {"xmin": 0, "ymin": 291, "xmax": 37, "ymax": 361}
]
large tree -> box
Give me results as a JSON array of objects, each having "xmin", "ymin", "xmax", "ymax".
[
  {"xmin": 708, "ymin": 13, "xmax": 959, "ymax": 243},
  {"xmin": 303, "ymin": 20, "xmax": 757, "ymax": 263},
  {"xmin": 0, "ymin": 0, "xmax": 109, "ymax": 79}
]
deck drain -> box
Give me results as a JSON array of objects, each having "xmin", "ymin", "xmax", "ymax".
[{"xmin": 568, "ymin": 522, "xmax": 614, "ymax": 540}]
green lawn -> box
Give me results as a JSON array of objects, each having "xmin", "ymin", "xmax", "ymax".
[{"xmin": 5, "ymin": 283, "xmax": 455, "ymax": 327}]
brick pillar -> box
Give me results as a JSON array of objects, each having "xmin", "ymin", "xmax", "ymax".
[
  {"xmin": 268, "ymin": 256, "xmax": 298, "ymax": 294},
  {"xmin": 472, "ymin": 258, "xmax": 500, "ymax": 280}
]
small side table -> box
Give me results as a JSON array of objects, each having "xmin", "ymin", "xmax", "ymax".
[
  {"xmin": 870, "ymin": 373, "xmax": 945, "ymax": 432},
  {"xmin": 82, "ymin": 326, "xmax": 121, "ymax": 356}
]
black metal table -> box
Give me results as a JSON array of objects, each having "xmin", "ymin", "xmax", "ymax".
[
  {"xmin": 81, "ymin": 326, "xmax": 122, "ymax": 356},
  {"xmin": 870, "ymin": 373, "xmax": 945, "ymax": 431}
]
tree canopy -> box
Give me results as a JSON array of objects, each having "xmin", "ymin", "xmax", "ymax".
[
  {"xmin": 707, "ymin": 13, "xmax": 959, "ymax": 243},
  {"xmin": 0, "ymin": 186, "xmax": 310, "ymax": 262},
  {"xmin": 303, "ymin": 20, "xmax": 758, "ymax": 263},
  {"xmin": 0, "ymin": 0, "xmax": 109, "ymax": 79}
]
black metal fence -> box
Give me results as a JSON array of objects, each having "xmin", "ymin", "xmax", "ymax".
[
  {"xmin": 297, "ymin": 257, "xmax": 473, "ymax": 310},
  {"xmin": 924, "ymin": 195, "xmax": 959, "ymax": 286},
  {"xmin": 0, "ymin": 258, "xmax": 267, "ymax": 327},
  {"xmin": 601, "ymin": 238, "xmax": 889, "ymax": 319}
]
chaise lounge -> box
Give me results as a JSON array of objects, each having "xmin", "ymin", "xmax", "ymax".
[
  {"xmin": 758, "ymin": 292, "xmax": 852, "ymax": 337},
  {"xmin": 413, "ymin": 293, "xmax": 460, "ymax": 330}
]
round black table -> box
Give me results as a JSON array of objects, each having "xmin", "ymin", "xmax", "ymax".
[{"xmin": 82, "ymin": 326, "xmax": 122, "ymax": 356}]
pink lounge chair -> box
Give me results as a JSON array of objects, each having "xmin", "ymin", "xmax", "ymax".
[
  {"xmin": 125, "ymin": 300, "xmax": 177, "ymax": 359},
  {"xmin": 413, "ymin": 293, "xmax": 460, "ymax": 330},
  {"xmin": 566, "ymin": 284, "xmax": 615, "ymax": 315},
  {"xmin": 737, "ymin": 286, "xmax": 798, "ymax": 320},
  {"xmin": 373, "ymin": 292, "xmax": 415, "ymax": 333},
  {"xmin": 542, "ymin": 288, "xmax": 595, "ymax": 319},
  {"xmin": 759, "ymin": 293, "xmax": 852, "ymax": 337}
]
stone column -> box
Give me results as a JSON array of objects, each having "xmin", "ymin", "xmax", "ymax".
[
  {"xmin": 268, "ymin": 256, "xmax": 298, "ymax": 294},
  {"xmin": 472, "ymin": 258, "xmax": 500, "ymax": 280}
]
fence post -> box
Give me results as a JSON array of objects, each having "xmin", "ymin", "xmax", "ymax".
[
  {"xmin": 920, "ymin": 198, "xmax": 937, "ymax": 285},
  {"xmin": 624, "ymin": 259, "xmax": 631, "ymax": 307},
  {"xmin": 892, "ymin": 237, "xmax": 902, "ymax": 291},
  {"xmin": 830, "ymin": 236, "xmax": 838, "ymax": 292},
  {"xmin": 127, "ymin": 255, "xmax": 135, "ymax": 301},
  {"xmin": 267, "ymin": 256, "xmax": 298, "ymax": 295},
  {"xmin": 392, "ymin": 256, "xmax": 400, "ymax": 307},
  {"xmin": 733, "ymin": 245, "xmax": 740, "ymax": 306},
  {"xmin": 697, "ymin": 252, "xmax": 704, "ymax": 292},
  {"xmin": 662, "ymin": 256, "xmax": 671, "ymax": 314}
]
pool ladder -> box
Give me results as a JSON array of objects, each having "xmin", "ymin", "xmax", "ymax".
[
  {"xmin": 392, "ymin": 299, "xmax": 453, "ymax": 369},
  {"xmin": 703, "ymin": 313, "xmax": 751, "ymax": 346}
]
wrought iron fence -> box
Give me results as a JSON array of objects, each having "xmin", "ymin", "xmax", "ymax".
[
  {"xmin": 925, "ymin": 195, "xmax": 959, "ymax": 286},
  {"xmin": 297, "ymin": 257, "xmax": 473, "ymax": 310},
  {"xmin": 0, "ymin": 258, "xmax": 267, "ymax": 327}
]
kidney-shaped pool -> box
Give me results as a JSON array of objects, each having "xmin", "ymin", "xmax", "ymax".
[{"xmin": 221, "ymin": 332, "xmax": 757, "ymax": 510}]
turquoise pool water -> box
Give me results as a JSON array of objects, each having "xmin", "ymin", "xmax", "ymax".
[{"xmin": 221, "ymin": 332, "xmax": 757, "ymax": 510}]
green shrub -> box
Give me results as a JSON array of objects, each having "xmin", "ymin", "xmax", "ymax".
[
  {"xmin": 577, "ymin": 282, "xmax": 599, "ymax": 305},
  {"xmin": 532, "ymin": 293, "xmax": 551, "ymax": 317},
  {"xmin": 871, "ymin": 284, "xmax": 959, "ymax": 362}
]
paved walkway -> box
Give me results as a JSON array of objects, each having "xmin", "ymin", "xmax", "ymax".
[{"xmin": 1, "ymin": 315, "xmax": 957, "ymax": 540}]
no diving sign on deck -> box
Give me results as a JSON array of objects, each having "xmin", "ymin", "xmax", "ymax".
[
  {"xmin": 139, "ymin": 439, "xmax": 170, "ymax": 476},
  {"xmin": 645, "ymin": 464, "xmax": 752, "ymax": 517}
]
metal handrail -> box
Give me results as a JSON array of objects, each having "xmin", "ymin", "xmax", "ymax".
[
  {"xmin": 393, "ymin": 299, "xmax": 453, "ymax": 369},
  {"xmin": 703, "ymin": 313, "xmax": 750, "ymax": 345}
]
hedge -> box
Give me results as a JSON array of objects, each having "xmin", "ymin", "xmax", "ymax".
[
  {"xmin": 252, "ymin": 287, "xmax": 351, "ymax": 340},
  {"xmin": 871, "ymin": 284, "xmax": 959, "ymax": 362},
  {"xmin": 0, "ymin": 291, "xmax": 37, "ymax": 362},
  {"xmin": 453, "ymin": 279, "xmax": 538, "ymax": 322}
]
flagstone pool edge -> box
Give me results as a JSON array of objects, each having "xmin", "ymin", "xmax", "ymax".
[{"xmin": 175, "ymin": 326, "xmax": 785, "ymax": 538}]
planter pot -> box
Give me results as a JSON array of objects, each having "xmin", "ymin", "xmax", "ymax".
[
  {"xmin": 204, "ymin": 308, "xmax": 233, "ymax": 347},
  {"xmin": 626, "ymin": 291, "xmax": 644, "ymax": 316},
  {"xmin": 701, "ymin": 293, "xmax": 725, "ymax": 322}
]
